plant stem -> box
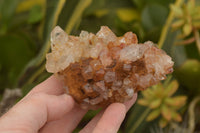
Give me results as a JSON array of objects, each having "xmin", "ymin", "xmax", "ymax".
[
  {"xmin": 188, "ymin": 96, "xmax": 200, "ymax": 133},
  {"xmin": 193, "ymin": 29, "xmax": 200, "ymax": 54},
  {"xmin": 18, "ymin": 0, "xmax": 66, "ymax": 87},
  {"xmin": 34, "ymin": 0, "xmax": 67, "ymax": 66},
  {"xmin": 174, "ymin": 37, "xmax": 195, "ymax": 45},
  {"xmin": 22, "ymin": 64, "xmax": 46, "ymax": 89},
  {"xmin": 158, "ymin": 0, "xmax": 183, "ymax": 48},
  {"xmin": 128, "ymin": 108, "xmax": 151, "ymax": 133},
  {"xmin": 163, "ymin": 75, "xmax": 172, "ymax": 88},
  {"xmin": 65, "ymin": 0, "xmax": 92, "ymax": 34}
]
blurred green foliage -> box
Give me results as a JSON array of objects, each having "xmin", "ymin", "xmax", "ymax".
[
  {"xmin": 0, "ymin": 0, "xmax": 200, "ymax": 132},
  {"xmin": 138, "ymin": 79, "xmax": 187, "ymax": 128}
]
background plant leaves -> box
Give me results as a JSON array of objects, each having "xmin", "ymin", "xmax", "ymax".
[
  {"xmin": 0, "ymin": 0, "xmax": 21, "ymax": 34},
  {"xmin": 175, "ymin": 59, "xmax": 200, "ymax": 95},
  {"xmin": 0, "ymin": 34, "xmax": 35, "ymax": 90}
]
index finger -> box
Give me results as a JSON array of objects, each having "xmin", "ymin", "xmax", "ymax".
[
  {"xmin": 80, "ymin": 93, "xmax": 137, "ymax": 133},
  {"xmin": 28, "ymin": 75, "xmax": 65, "ymax": 96}
]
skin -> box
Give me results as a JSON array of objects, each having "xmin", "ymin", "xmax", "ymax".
[{"xmin": 0, "ymin": 76, "xmax": 137, "ymax": 133}]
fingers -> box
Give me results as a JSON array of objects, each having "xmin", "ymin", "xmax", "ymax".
[
  {"xmin": 92, "ymin": 103, "xmax": 126, "ymax": 133},
  {"xmin": 0, "ymin": 93, "xmax": 74, "ymax": 133},
  {"xmin": 28, "ymin": 75, "xmax": 65, "ymax": 96},
  {"xmin": 124, "ymin": 93, "xmax": 138, "ymax": 111},
  {"xmin": 79, "ymin": 109, "xmax": 105, "ymax": 133},
  {"xmin": 39, "ymin": 105, "xmax": 88, "ymax": 133},
  {"xmin": 80, "ymin": 93, "xmax": 137, "ymax": 133}
]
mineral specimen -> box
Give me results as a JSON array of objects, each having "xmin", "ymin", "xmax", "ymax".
[{"xmin": 46, "ymin": 26, "xmax": 174, "ymax": 109}]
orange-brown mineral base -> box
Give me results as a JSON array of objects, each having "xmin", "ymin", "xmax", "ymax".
[{"xmin": 46, "ymin": 26, "xmax": 174, "ymax": 109}]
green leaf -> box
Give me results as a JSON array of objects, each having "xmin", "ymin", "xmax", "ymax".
[
  {"xmin": 142, "ymin": 89, "xmax": 154, "ymax": 100},
  {"xmin": 172, "ymin": 111, "xmax": 182, "ymax": 122},
  {"xmin": 153, "ymin": 84, "xmax": 165, "ymax": 98},
  {"xmin": 146, "ymin": 109, "xmax": 160, "ymax": 121},
  {"xmin": 149, "ymin": 99, "xmax": 162, "ymax": 109},
  {"xmin": 43, "ymin": 0, "xmax": 66, "ymax": 41},
  {"xmin": 0, "ymin": 34, "xmax": 35, "ymax": 88},
  {"xmin": 65, "ymin": 0, "xmax": 92, "ymax": 34},
  {"xmin": 18, "ymin": 0, "xmax": 66, "ymax": 87},
  {"xmin": 126, "ymin": 104, "xmax": 151, "ymax": 133},
  {"xmin": 192, "ymin": 11, "xmax": 200, "ymax": 20},
  {"xmin": 192, "ymin": 21, "xmax": 200, "ymax": 28},
  {"xmin": 170, "ymin": 4, "xmax": 183, "ymax": 17},
  {"xmin": 0, "ymin": 0, "xmax": 21, "ymax": 34},
  {"xmin": 104, "ymin": 0, "xmax": 133, "ymax": 9},
  {"xmin": 57, "ymin": 0, "xmax": 80, "ymax": 29},
  {"xmin": 133, "ymin": 0, "xmax": 174, "ymax": 9},
  {"xmin": 163, "ymin": 75, "xmax": 172, "ymax": 88},
  {"xmin": 184, "ymin": 42, "xmax": 200, "ymax": 59},
  {"xmin": 28, "ymin": 5, "xmax": 44, "ymax": 24},
  {"xmin": 166, "ymin": 96, "xmax": 187, "ymax": 107},
  {"xmin": 165, "ymin": 80, "xmax": 179, "ymax": 97},
  {"xmin": 165, "ymin": 97, "xmax": 186, "ymax": 108},
  {"xmin": 16, "ymin": 0, "xmax": 45, "ymax": 13},
  {"xmin": 84, "ymin": 0, "xmax": 106, "ymax": 16},
  {"xmin": 161, "ymin": 105, "xmax": 171, "ymax": 121},
  {"xmin": 175, "ymin": 59, "xmax": 200, "ymax": 93},
  {"xmin": 132, "ymin": 0, "xmax": 145, "ymax": 9},
  {"xmin": 187, "ymin": 0, "xmax": 195, "ymax": 14},
  {"xmin": 183, "ymin": 23, "xmax": 192, "ymax": 36},
  {"xmin": 165, "ymin": 98, "xmax": 174, "ymax": 106},
  {"xmin": 94, "ymin": 9, "xmax": 109, "ymax": 18},
  {"xmin": 171, "ymin": 19, "xmax": 184, "ymax": 29},
  {"xmin": 159, "ymin": 118, "xmax": 168, "ymax": 128},
  {"xmin": 116, "ymin": 8, "xmax": 140, "ymax": 22},
  {"xmin": 171, "ymin": 45, "xmax": 188, "ymax": 68},
  {"xmin": 137, "ymin": 99, "xmax": 149, "ymax": 106},
  {"xmin": 142, "ymin": 4, "xmax": 168, "ymax": 31}
]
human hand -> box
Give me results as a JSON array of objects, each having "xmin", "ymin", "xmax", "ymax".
[{"xmin": 0, "ymin": 76, "xmax": 137, "ymax": 133}]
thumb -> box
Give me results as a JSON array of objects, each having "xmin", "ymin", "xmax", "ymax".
[{"xmin": 0, "ymin": 93, "xmax": 74, "ymax": 133}]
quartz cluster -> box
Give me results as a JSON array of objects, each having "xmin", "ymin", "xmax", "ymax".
[{"xmin": 46, "ymin": 26, "xmax": 174, "ymax": 109}]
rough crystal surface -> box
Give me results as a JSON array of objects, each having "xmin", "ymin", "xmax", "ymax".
[{"xmin": 46, "ymin": 26, "xmax": 174, "ymax": 109}]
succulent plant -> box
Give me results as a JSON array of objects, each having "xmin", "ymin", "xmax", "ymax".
[
  {"xmin": 138, "ymin": 78, "xmax": 187, "ymax": 127},
  {"xmin": 171, "ymin": 0, "xmax": 200, "ymax": 37}
]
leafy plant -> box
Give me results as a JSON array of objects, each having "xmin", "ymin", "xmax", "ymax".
[
  {"xmin": 171, "ymin": 0, "xmax": 200, "ymax": 53},
  {"xmin": 138, "ymin": 79, "xmax": 187, "ymax": 127}
]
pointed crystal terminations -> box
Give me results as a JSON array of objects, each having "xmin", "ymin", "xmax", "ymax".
[{"xmin": 46, "ymin": 26, "xmax": 174, "ymax": 109}]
